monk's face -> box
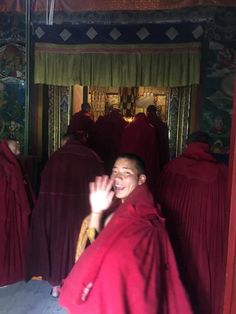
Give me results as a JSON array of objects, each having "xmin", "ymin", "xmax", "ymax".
[{"xmin": 111, "ymin": 157, "xmax": 146, "ymax": 202}]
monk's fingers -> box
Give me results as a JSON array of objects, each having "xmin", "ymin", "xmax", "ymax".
[
  {"xmin": 92, "ymin": 176, "xmax": 103, "ymax": 191},
  {"xmin": 105, "ymin": 177, "xmax": 114, "ymax": 192},
  {"xmin": 107, "ymin": 191, "xmax": 115, "ymax": 204},
  {"xmin": 94, "ymin": 175, "xmax": 112, "ymax": 192},
  {"xmin": 100, "ymin": 175, "xmax": 114, "ymax": 192},
  {"xmin": 91, "ymin": 176, "xmax": 113, "ymax": 196},
  {"xmin": 100, "ymin": 175, "xmax": 109, "ymax": 190}
]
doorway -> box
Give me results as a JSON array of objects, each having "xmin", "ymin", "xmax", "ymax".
[{"xmin": 33, "ymin": 83, "xmax": 197, "ymax": 160}]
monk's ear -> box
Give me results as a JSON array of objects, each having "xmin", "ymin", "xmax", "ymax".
[{"xmin": 138, "ymin": 174, "xmax": 146, "ymax": 185}]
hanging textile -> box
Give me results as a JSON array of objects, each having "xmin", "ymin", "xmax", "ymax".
[
  {"xmin": 168, "ymin": 86, "xmax": 192, "ymax": 158},
  {"xmin": 34, "ymin": 42, "xmax": 201, "ymax": 87},
  {"xmin": 32, "ymin": 0, "xmax": 236, "ymax": 12},
  {"xmin": 33, "ymin": 23, "xmax": 203, "ymax": 87}
]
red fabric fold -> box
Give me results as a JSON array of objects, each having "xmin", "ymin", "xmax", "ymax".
[
  {"xmin": 59, "ymin": 184, "xmax": 192, "ymax": 314},
  {"xmin": 159, "ymin": 142, "xmax": 228, "ymax": 314},
  {"xmin": 147, "ymin": 112, "xmax": 170, "ymax": 169},
  {"xmin": 28, "ymin": 140, "xmax": 104, "ymax": 286},
  {"xmin": 0, "ymin": 140, "xmax": 32, "ymax": 285}
]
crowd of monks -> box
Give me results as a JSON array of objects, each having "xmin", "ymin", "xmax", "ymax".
[
  {"xmin": 0, "ymin": 103, "xmax": 228, "ymax": 314},
  {"xmin": 68, "ymin": 103, "xmax": 170, "ymax": 197}
]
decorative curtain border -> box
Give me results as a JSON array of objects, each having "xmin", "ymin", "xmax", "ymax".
[
  {"xmin": 34, "ymin": 42, "xmax": 201, "ymax": 87},
  {"xmin": 32, "ymin": 23, "xmax": 204, "ymax": 45},
  {"xmin": 32, "ymin": 0, "xmax": 236, "ymax": 12}
]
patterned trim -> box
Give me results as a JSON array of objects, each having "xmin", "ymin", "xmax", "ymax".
[
  {"xmin": 35, "ymin": 42, "xmax": 202, "ymax": 55},
  {"xmin": 33, "ymin": 23, "xmax": 205, "ymax": 45}
]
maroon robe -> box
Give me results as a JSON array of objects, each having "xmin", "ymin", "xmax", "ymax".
[
  {"xmin": 158, "ymin": 142, "xmax": 228, "ymax": 314},
  {"xmin": 93, "ymin": 109, "xmax": 127, "ymax": 173},
  {"xmin": 119, "ymin": 113, "xmax": 160, "ymax": 198},
  {"xmin": 28, "ymin": 140, "xmax": 104, "ymax": 286},
  {"xmin": 0, "ymin": 140, "xmax": 32, "ymax": 286},
  {"xmin": 59, "ymin": 184, "xmax": 193, "ymax": 314},
  {"xmin": 147, "ymin": 111, "xmax": 170, "ymax": 169}
]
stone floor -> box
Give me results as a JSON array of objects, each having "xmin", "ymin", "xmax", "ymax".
[{"xmin": 0, "ymin": 280, "xmax": 66, "ymax": 314}]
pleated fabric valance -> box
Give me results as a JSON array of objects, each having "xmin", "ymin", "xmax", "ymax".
[{"xmin": 34, "ymin": 42, "xmax": 201, "ymax": 87}]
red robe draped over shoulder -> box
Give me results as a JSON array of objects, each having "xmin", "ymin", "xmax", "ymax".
[
  {"xmin": 158, "ymin": 142, "xmax": 228, "ymax": 314},
  {"xmin": 28, "ymin": 140, "xmax": 104, "ymax": 286},
  {"xmin": 0, "ymin": 140, "xmax": 32, "ymax": 286},
  {"xmin": 59, "ymin": 184, "xmax": 193, "ymax": 314}
]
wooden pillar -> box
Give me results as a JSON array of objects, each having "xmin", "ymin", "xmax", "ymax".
[
  {"xmin": 223, "ymin": 75, "xmax": 236, "ymax": 314},
  {"xmin": 72, "ymin": 85, "xmax": 83, "ymax": 113}
]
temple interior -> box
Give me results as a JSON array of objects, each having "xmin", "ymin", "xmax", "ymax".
[{"xmin": 0, "ymin": 1, "xmax": 236, "ymax": 313}]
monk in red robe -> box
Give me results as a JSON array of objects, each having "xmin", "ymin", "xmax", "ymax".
[
  {"xmin": 119, "ymin": 113, "xmax": 160, "ymax": 199},
  {"xmin": 28, "ymin": 134, "xmax": 104, "ymax": 297},
  {"xmin": 67, "ymin": 103, "xmax": 95, "ymax": 146},
  {"xmin": 93, "ymin": 108, "xmax": 127, "ymax": 173},
  {"xmin": 158, "ymin": 131, "xmax": 228, "ymax": 314},
  {"xmin": 0, "ymin": 139, "xmax": 33, "ymax": 286},
  {"xmin": 147, "ymin": 104, "xmax": 169, "ymax": 169},
  {"xmin": 59, "ymin": 153, "xmax": 192, "ymax": 314}
]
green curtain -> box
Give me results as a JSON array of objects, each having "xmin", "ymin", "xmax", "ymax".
[{"xmin": 34, "ymin": 43, "xmax": 201, "ymax": 87}]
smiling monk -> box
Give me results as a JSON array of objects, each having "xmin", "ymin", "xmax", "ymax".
[{"xmin": 59, "ymin": 153, "xmax": 193, "ymax": 314}]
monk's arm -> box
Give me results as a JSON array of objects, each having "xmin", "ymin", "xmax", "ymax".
[{"xmin": 88, "ymin": 211, "xmax": 104, "ymax": 233}]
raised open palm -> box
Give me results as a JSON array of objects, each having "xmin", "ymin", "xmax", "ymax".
[{"xmin": 89, "ymin": 176, "xmax": 115, "ymax": 214}]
